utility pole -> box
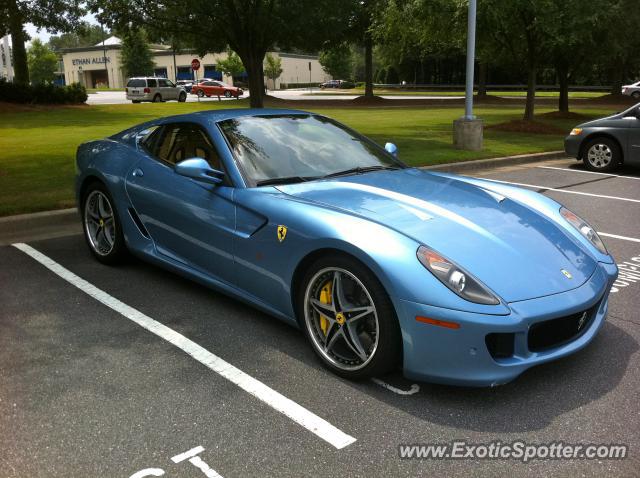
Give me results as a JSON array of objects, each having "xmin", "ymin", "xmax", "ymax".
[
  {"xmin": 453, "ymin": 0, "xmax": 483, "ymax": 151},
  {"xmin": 101, "ymin": 23, "xmax": 109, "ymax": 88}
]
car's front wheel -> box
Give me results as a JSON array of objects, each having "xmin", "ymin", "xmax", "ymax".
[
  {"xmin": 197, "ymin": 90, "xmax": 205, "ymax": 98},
  {"xmin": 178, "ymin": 92, "xmax": 187, "ymax": 102},
  {"xmin": 632, "ymin": 91, "xmax": 640, "ymax": 99},
  {"xmin": 298, "ymin": 254, "xmax": 401, "ymax": 380},
  {"xmin": 82, "ymin": 183, "xmax": 126, "ymax": 264},
  {"xmin": 583, "ymin": 137, "xmax": 621, "ymax": 172}
]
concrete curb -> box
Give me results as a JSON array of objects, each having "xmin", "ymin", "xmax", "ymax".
[
  {"xmin": 424, "ymin": 150, "xmax": 567, "ymax": 173},
  {"xmin": 0, "ymin": 150, "xmax": 568, "ymax": 245}
]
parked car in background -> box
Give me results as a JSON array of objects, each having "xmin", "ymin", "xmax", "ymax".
[
  {"xmin": 320, "ymin": 80, "xmax": 355, "ymax": 89},
  {"xmin": 126, "ymin": 77, "xmax": 187, "ymax": 103},
  {"xmin": 176, "ymin": 80, "xmax": 194, "ymax": 93},
  {"xmin": 621, "ymin": 81, "xmax": 640, "ymax": 98},
  {"xmin": 564, "ymin": 103, "xmax": 640, "ymax": 172},
  {"xmin": 191, "ymin": 80, "xmax": 243, "ymax": 98}
]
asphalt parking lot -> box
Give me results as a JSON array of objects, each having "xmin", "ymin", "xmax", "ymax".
[{"xmin": 1, "ymin": 158, "xmax": 639, "ymax": 477}]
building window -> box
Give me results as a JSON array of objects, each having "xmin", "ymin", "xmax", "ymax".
[
  {"xmin": 154, "ymin": 67, "xmax": 168, "ymax": 78},
  {"xmin": 177, "ymin": 66, "xmax": 194, "ymax": 80}
]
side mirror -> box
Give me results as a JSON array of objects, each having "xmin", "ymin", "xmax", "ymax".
[
  {"xmin": 175, "ymin": 158, "xmax": 224, "ymax": 185},
  {"xmin": 385, "ymin": 142, "xmax": 398, "ymax": 157}
]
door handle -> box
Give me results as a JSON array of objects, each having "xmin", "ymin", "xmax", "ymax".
[{"xmin": 132, "ymin": 168, "xmax": 144, "ymax": 177}]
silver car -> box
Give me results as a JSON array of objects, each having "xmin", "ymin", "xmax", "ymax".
[
  {"xmin": 126, "ymin": 77, "xmax": 187, "ymax": 103},
  {"xmin": 622, "ymin": 81, "xmax": 640, "ymax": 99}
]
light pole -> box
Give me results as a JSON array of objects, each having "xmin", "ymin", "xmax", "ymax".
[{"xmin": 453, "ymin": 0, "xmax": 483, "ymax": 150}]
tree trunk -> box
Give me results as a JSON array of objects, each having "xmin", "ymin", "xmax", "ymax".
[
  {"xmin": 477, "ymin": 61, "xmax": 488, "ymax": 97},
  {"xmin": 524, "ymin": 63, "xmax": 537, "ymax": 121},
  {"xmin": 7, "ymin": 0, "xmax": 29, "ymax": 84},
  {"xmin": 364, "ymin": 31, "xmax": 373, "ymax": 98},
  {"xmin": 557, "ymin": 65, "xmax": 569, "ymax": 113},
  {"xmin": 610, "ymin": 63, "xmax": 623, "ymax": 96},
  {"xmin": 237, "ymin": 47, "xmax": 266, "ymax": 108}
]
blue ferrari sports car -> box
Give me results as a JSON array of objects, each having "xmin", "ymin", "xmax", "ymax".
[{"xmin": 76, "ymin": 109, "xmax": 618, "ymax": 386}]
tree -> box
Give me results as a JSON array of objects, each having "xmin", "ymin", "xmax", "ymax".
[
  {"xmin": 91, "ymin": 0, "xmax": 351, "ymax": 108},
  {"xmin": 216, "ymin": 49, "xmax": 245, "ymax": 78},
  {"xmin": 27, "ymin": 38, "xmax": 58, "ymax": 84},
  {"xmin": 119, "ymin": 28, "xmax": 155, "ymax": 78},
  {"xmin": 263, "ymin": 53, "xmax": 282, "ymax": 90},
  {"xmin": 481, "ymin": 0, "xmax": 555, "ymax": 120},
  {"xmin": 319, "ymin": 43, "xmax": 354, "ymax": 80},
  {"xmin": 48, "ymin": 23, "xmax": 109, "ymax": 51},
  {"xmin": 1, "ymin": 0, "xmax": 84, "ymax": 84}
]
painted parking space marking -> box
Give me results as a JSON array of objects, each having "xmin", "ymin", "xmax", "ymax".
[
  {"xmin": 537, "ymin": 166, "xmax": 640, "ymax": 180},
  {"xmin": 482, "ymin": 178, "xmax": 640, "ymax": 203},
  {"xmin": 12, "ymin": 243, "xmax": 357, "ymax": 450},
  {"xmin": 599, "ymin": 232, "xmax": 640, "ymax": 244},
  {"xmin": 610, "ymin": 255, "xmax": 640, "ymax": 294},
  {"xmin": 130, "ymin": 445, "xmax": 223, "ymax": 478},
  {"xmin": 371, "ymin": 378, "xmax": 420, "ymax": 396}
]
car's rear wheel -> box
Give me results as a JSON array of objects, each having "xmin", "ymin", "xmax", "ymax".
[
  {"xmin": 82, "ymin": 183, "xmax": 126, "ymax": 264},
  {"xmin": 153, "ymin": 94, "xmax": 162, "ymax": 102},
  {"xmin": 583, "ymin": 137, "xmax": 621, "ymax": 172},
  {"xmin": 178, "ymin": 92, "xmax": 187, "ymax": 102},
  {"xmin": 298, "ymin": 254, "xmax": 401, "ymax": 380},
  {"xmin": 197, "ymin": 90, "xmax": 205, "ymax": 98},
  {"xmin": 224, "ymin": 90, "xmax": 232, "ymax": 98},
  {"xmin": 632, "ymin": 91, "xmax": 640, "ymax": 99}
]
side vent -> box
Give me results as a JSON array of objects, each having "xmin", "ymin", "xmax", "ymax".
[{"xmin": 128, "ymin": 208, "xmax": 150, "ymax": 238}]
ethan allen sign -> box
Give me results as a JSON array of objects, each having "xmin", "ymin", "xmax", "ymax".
[{"xmin": 72, "ymin": 57, "xmax": 111, "ymax": 66}]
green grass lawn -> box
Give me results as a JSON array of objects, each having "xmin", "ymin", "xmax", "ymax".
[
  {"xmin": 307, "ymin": 89, "xmax": 607, "ymax": 98},
  {"xmin": 0, "ymin": 100, "xmax": 615, "ymax": 216}
]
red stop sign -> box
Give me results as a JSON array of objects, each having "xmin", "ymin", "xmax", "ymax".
[{"xmin": 191, "ymin": 59, "xmax": 201, "ymax": 71}]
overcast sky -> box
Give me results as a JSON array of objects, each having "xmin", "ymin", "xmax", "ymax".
[{"xmin": 23, "ymin": 12, "xmax": 98, "ymax": 45}]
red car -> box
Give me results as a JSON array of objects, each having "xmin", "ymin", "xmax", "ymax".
[{"xmin": 191, "ymin": 80, "xmax": 243, "ymax": 98}]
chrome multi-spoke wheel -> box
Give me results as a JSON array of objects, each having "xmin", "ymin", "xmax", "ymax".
[
  {"xmin": 300, "ymin": 256, "xmax": 401, "ymax": 379},
  {"xmin": 587, "ymin": 143, "xmax": 612, "ymax": 169},
  {"xmin": 305, "ymin": 267, "xmax": 380, "ymax": 370},
  {"xmin": 583, "ymin": 137, "xmax": 620, "ymax": 172},
  {"xmin": 82, "ymin": 184, "xmax": 126, "ymax": 264}
]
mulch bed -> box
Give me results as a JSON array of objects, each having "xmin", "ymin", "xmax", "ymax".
[{"xmin": 486, "ymin": 119, "xmax": 567, "ymax": 135}]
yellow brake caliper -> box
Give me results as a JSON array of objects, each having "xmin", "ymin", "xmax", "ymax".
[{"xmin": 319, "ymin": 281, "xmax": 332, "ymax": 336}]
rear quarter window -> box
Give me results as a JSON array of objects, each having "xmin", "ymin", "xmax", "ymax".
[{"xmin": 127, "ymin": 79, "xmax": 146, "ymax": 87}]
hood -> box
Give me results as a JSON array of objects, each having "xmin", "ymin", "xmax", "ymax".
[{"xmin": 276, "ymin": 169, "xmax": 596, "ymax": 303}]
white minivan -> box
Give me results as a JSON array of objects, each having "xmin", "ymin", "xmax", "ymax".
[{"xmin": 126, "ymin": 77, "xmax": 187, "ymax": 103}]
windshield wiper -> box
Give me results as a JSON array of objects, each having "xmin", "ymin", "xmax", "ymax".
[
  {"xmin": 256, "ymin": 176, "xmax": 319, "ymax": 186},
  {"xmin": 321, "ymin": 165, "xmax": 400, "ymax": 179}
]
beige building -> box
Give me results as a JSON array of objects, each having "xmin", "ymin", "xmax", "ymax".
[{"xmin": 61, "ymin": 36, "xmax": 330, "ymax": 89}]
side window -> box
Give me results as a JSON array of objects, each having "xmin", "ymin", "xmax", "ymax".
[
  {"xmin": 165, "ymin": 79, "xmax": 175, "ymax": 88},
  {"xmin": 158, "ymin": 79, "xmax": 168, "ymax": 87},
  {"xmin": 147, "ymin": 79, "xmax": 158, "ymax": 88},
  {"xmin": 143, "ymin": 123, "xmax": 222, "ymax": 170}
]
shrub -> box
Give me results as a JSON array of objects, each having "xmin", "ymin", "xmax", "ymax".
[{"xmin": 0, "ymin": 78, "xmax": 88, "ymax": 104}]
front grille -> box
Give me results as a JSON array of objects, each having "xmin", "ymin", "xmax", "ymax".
[{"xmin": 528, "ymin": 302, "xmax": 600, "ymax": 352}]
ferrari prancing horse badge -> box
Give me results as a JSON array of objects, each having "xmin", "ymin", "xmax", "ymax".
[{"xmin": 277, "ymin": 225, "xmax": 288, "ymax": 242}]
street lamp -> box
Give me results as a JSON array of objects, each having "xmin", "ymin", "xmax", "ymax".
[{"xmin": 453, "ymin": 0, "xmax": 483, "ymax": 150}]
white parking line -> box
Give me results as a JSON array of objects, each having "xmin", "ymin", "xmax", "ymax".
[
  {"xmin": 599, "ymin": 232, "xmax": 640, "ymax": 243},
  {"xmin": 12, "ymin": 243, "xmax": 356, "ymax": 450},
  {"xmin": 537, "ymin": 166, "xmax": 640, "ymax": 180},
  {"xmin": 371, "ymin": 378, "xmax": 420, "ymax": 396},
  {"xmin": 483, "ymin": 178, "xmax": 640, "ymax": 203}
]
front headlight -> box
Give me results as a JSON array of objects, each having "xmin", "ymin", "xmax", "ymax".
[
  {"xmin": 570, "ymin": 128, "xmax": 583, "ymax": 135},
  {"xmin": 417, "ymin": 246, "xmax": 500, "ymax": 305},
  {"xmin": 560, "ymin": 207, "xmax": 607, "ymax": 255}
]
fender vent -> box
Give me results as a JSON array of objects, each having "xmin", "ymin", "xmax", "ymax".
[{"xmin": 128, "ymin": 208, "xmax": 150, "ymax": 238}]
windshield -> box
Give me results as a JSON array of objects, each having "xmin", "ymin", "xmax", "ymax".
[{"xmin": 218, "ymin": 114, "xmax": 403, "ymax": 186}]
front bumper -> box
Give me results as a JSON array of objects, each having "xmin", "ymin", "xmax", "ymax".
[
  {"xmin": 398, "ymin": 261, "xmax": 617, "ymax": 386},
  {"xmin": 564, "ymin": 134, "xmax": 582, "ymax": 158}
]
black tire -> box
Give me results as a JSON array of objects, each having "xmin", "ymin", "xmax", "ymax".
[
  {"xmin": 632, "ymin": 91, "xmax": 640, "ymax": 99},
  {"xmin": 197, "ymin": 90, "xmax": 205, "ymax": 98},
  {"xmin": 178, "ymin": 92, "xmax": 187, "ymax": 102},
  {"xmin": 132, "ymin": 100, "xmax": 141, "ymax": 104},
  {"xmin": 81, "ymin": 182, "xmax": 127, "ymax": 265},
  {"xmin": 224, "ymin": 90, "xmax": 232, "ymax": 98},
  {"xmin": 582, "ymin": 136, "xmax": 621, "ymax": 172},
  {"xmin": 296, "ymin": 254, "xmax": 401, "ymax": 380},
  {"xmin": 153, "ymin": 94, "xmax": 162, "ymax": 102}
]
